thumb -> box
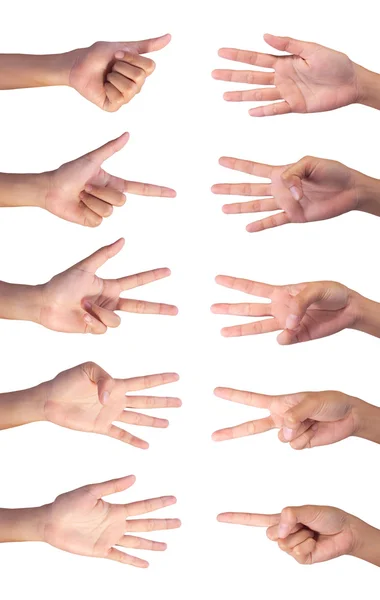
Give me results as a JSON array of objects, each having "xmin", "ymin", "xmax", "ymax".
[
  {"xmin": 283, "ymin": 394, "xmax": 319, "ymax": 429},
  {"xmin": 87, "ymin": 475, "xmax": 136, "ymax": 499},
  {"xmin": 128, "ymin": 33, "xmax": 171, "ymax": 54},
  {"xmin": 76, "ymin": 238, "xmax": 125, "ymax": 273},
  {"xmin": 285, "ymin": 282, "xmax": 329, "ymax": 331},
  {"xmin": 85, "ymin": 132, "xmax": 129, "ymax": 165},
  {"xmin": 281, "ymin": 156, "xmax": 317, "ymax": 201},
  {"xmin": 278, "ymin": 505, "xmax": 321, "ymax": 538},
  {"xmin": 81, "ymin": 362, "xmax": 115, "ymax": 405},
  {"xmin": 263, "ymin": 34, "xmax": 311, "ymax": 58}
]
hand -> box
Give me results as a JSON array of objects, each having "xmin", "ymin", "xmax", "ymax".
[
  {"xmin": 45, "ymin": 133, "xmax": 176, "ymax": 227},
  {"xmin": 44, "ymin": 363, "xmax": 181, "ymax": 448},
  {"xmin": 218, "ymin": 505, "xmax": 357, "ymax": 565},
  {"xmin": 212, "ymin": 34, "xmax": 360, "ymax": 116},
  {"xmin": 39, "ymin": 238, "xmax": 177, "ymax": 334},
  {"xmin": 212, "ymin": 388, "xmax": 358, "ymax": 449},
  {"xmin": 211, "ymin": 276, "xmax": 357, "ymax": 344},
  {"xmin": 212, "ymin": 156, "xmax": 359, "ymax": 232},
  {"xmin": 44, "ymin": 475, "xmax": 181, "ymax": 567},
  {"xmin": 69, "ymin": 34, "xmax": 171, "ymax": 112}
]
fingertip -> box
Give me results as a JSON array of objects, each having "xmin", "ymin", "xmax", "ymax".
[
  {"xmin": 221, "ymin": 328, "xmax": 230, "ymax": 337},
  {"xmin": 246, "ymin": 223, "xmax": 255, "ymax": 233}
]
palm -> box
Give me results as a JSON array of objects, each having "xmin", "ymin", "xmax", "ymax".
[{"xmin": 271, "ymin": 161, "xmax": 357, "ymax": 222}]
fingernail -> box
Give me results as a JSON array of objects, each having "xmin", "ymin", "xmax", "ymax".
[
  {"xmin": 290, "ymin": 185, "xmax": 302, "ymax": 201},
  {"xmin": 102, "ymin": 391, "xmax": 110, "ymax": 405},
  {"xmin": 286, "ymin": 314, "xmax": 300, "ymax": 330},
  {"xmin": 282, "ymin": 427, "xmax": 293, "ymax": 441},
  {"xmin": 85, "ymin": 184, "xmax": 92, "ymax": 193},
  {"xmin": 278, "ymin": 524, "xmax": 289, "ymax": 539},
  {"xmin": 84, "ymin": 314, "xmax": 92, "ymax": 324}
]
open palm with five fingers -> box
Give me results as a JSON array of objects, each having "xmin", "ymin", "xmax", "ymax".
[
  {"xmin": 212, "ymin": 387, "xmax": 358, "ymax": 449},
  {"xmin": 69, "ymin": 34, "xmax": 171, "ymax": 112},
  {"xmin": 218, "ymin": 505, "xmax": 357, "ymax": 565},
  {"xmin": 45, "ymin": 132, "xmax": 176, "ymax": 227},
  {"xmin": 212, "ymin": 275, "xmax": 357, "ymax": 344},
  {"xmin": 39, "ymin": 238, "xmax": 177, "ymax": 334},
  {"xmin": 212, "ymin": 155, "xmax": 360, "ymax": 233},
  {"xmin": 44, "ymin": 475, "xmax": 181, "ymax": 567},
  {"xmin": 44, "ymin": 362, "xmax": 181, "ymax": 449},
  {"xmin": 213, "ymin": 34, "xmax": 360, "ymax": 117}
]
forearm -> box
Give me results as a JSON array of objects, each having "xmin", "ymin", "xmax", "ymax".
[
  {"xmin": 0, "ymin": 172, "xmax": 49, "ymax": 208},
  {"xmin": 355, "ymin": 63, "xmax": 380, "ymax": 111},
  {"xmin": 0, "ymin": 281, "xmax": 43, "ymax": 324},
  {"xmin": 0, "ymin": 505, "xmax": 49, "ymax": 543},
  {"xmin": 0, "ymin": 384, "xmax": 46, "ymax": 430},
  {"xmin": 350, "ymin": 514, "xmax": 380, "ymax": 567},
  {"xmin": 0, "ymin": 52, "xmax": 75, "ymax": 89},
  {"xmin": 354, "ymin": 169, "xmax": 380, "ymax": 217},
  {"xmin": 350, "ymin": 291, "xmax": 380, "ymax": 338},
  {"xmin": 352, "ymin": 398, "xmax": 380, "ymax": 444}
]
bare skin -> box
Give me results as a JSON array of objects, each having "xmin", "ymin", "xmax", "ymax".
[
  {"xmin": 0, "ymin": 362, "xmax": 181, "ymax": 449},
  {"xmin": 0, "ymin": 238, "xmax": 178, "ymax": 333},
  {"xmin": 212, "ymin": 155, "xmax": 380, "ymax": 233},
  {"xmin": 0, "ymin": 34, "xmax": 171, "ymax": 112},
  {"xmin": 212, "ymin": 34, "xmax": 380, "ymax": 116},
  {"xmin": 218, "ymin": 505, "xmax": 380, "ymax": 567},
  {"xmin": 0, "ymin": 476, "xmax": 181, "ymax": 567},
  {"xmin": 212, "ymin": 388, "xmax": 380, "ymax": 448},
  {"xmin": 0, "ymin": 133, "xmax": 176, "ymax": 227}
]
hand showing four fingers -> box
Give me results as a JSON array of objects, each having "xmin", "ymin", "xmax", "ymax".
[
  {"xmin": 213, "ymin": 34, "xmax": 360, "ymax": 117},
  {"xmin": 40, "ymin": 238, "xmax": 177, "ymax": 334},
  {"xmin": 44, "ymin": 362, "xmax": 181, "ymax": 449},
  {"xmin": 45, "ymin": 132, "xmax": 176, "ymax": 227},
  {"xmin": 44, "ymin": 475, "xmax": 181, "ymax": 567},
  {"xmin": 212, "ymin": 155, "xmax": 359, "ymax": 232},
  {"xmin": 69, "ymin": 34, "xmax": 171, "ymax": 112}
]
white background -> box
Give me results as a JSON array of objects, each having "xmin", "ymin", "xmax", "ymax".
[{"xmin": 0, "ymin": 0, "xmax": 379, "ymax": 597}]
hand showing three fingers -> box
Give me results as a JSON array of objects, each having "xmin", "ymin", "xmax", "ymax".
[
  {"xmin": 44, "ymin": 475, "xmax": 181, "ymax": 567},
  {"xmin": 218, "ymin": 505, "xmax": 356, "ymax": 565},
  {"xmin": 69, "ymin": 34, "xmax": 171, "ymax": 112},
  {"xmin": 213, "ymin": 34, "xmax": 360, "ymax": 117},
  {"xmin": 212, "ymin": 388, "xmax": 358, "ymax": 449},
  {"xmin": 212, "ymin": 276, "xmax": 357, "ymax": 344},
  {"xmin": 44, "ymin": 362, "xmax": 181, "ymax": 449},
  {"xmin": 212, "ymin": 155, "xmax": 359, "ymax": 232},
  {"xmin": 45, "ymin": 132, "xmax": 176, "ymax": 228},
  {"xmin": 39, "ymin": 238, "xmax": 177, "ymax": 334}
]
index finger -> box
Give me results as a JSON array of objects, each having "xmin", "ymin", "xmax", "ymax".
[
  {"xmin": 124, "ymin": 496, "xmax": 177, "ymax": 518},
  {"xmin": 214, "ymin": 387, "xmax": 272, "ymax": 408},
  {"xmin": 219, "ymin": 157, "xmax": 273, "ymax": 179},
  {"xmin": 123, "ymin": 180, "xmax": 176, "ymax": 198},
  {"xmin": 115, "ymin": 267, "xmax": 172, "ymax": 291},
  {"xmin": 218, "ymin": 48, "xmax": 277, "ymax": 69},
  {"xmin": 215, "ymin": 275, "xmax": 274, "ymax": 298},
  {"xmin": 218, "ymin": 512, "xmax": 280, "ymax": 527},
  {"xmin": 122, "ymin": 372, "xmax": 180, "ymax": 392}
]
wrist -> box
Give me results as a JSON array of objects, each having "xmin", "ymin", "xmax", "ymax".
[
  {"xmin": 349, "ymin": 514, "xmax": 380, "ymax": 567},
  {"xmin": 348, "ymin": 290, "xmax": 380, "ymax": 338},
  {"xmin": 352, "ymin": 398, "xmax": 380, "ymax": 444},
  {"xmin": 353, "ymin": 169, "xmax": 380, "ymax": 216},
  {"xmin": 354, "ymin": 63, "xmax": 380, "ymax": 110},
  {"xmin": 0, "ymin": 504, "xmax": 50, "ymax": 543}
]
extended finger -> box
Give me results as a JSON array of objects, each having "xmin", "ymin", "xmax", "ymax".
[
  {"xmin": 249, "ymin": 101, "xmax": 291, "ymax": 117},
  {"xmin": 125, "ymin": 396, "xmax": 182, "ymax": 409},
  {"xmin": 107, "ymin": 548, "xmax": 148, "ymax": 568},
  {"xmin": 125, "ymin": 519, "xmax": 181, "ymax": 532},
  {"xmin": 77, "ymin": 238, "xmax": 125, "ymax": 272},
  {"xmin": 218, "ymin": 156, "xmax": 273, "ymax": 178},
  {"xmin": 211, "ymin": 183, "xmax": 271, "ymax": 196},
  {"xmin": 124, "ymin": 496, "xmax": 176, "ymax": 518},
  {"xmin": 224, "ymin": 88, "xmax": 282, "ymax": 102},
  {"xmin": 88, "ymin": 474, "xmax": 136, "ymax": 498},
  {"xmin": 119, "ymin": 410, "xmax": 169, "ymax": 428},
  {"xmin": 123, "ymin": 372, "xmax": 179, "ymax": 392},
  {"xmin": 123, "ymin": 180, "xmax": 176, "ymax": 197},
  {"xmin": 212, "ymin": 69, "xmax": 275, "ymax": 85},
  {"xmin": 222, "ymin": 198, "xmax": 278, "ymax": 214},
  {"xmin": 211, "ymin": 302, "xmax": 272, "ymax": 316},
  {"xmin": 218, "ymin": 512, "xmax": 280, "ymax": 527},
  {"xmin": 246, "ymin": 212, "xmax": 290, "ymax": 233},
  {"xmin": 212, "ymin": 416, "xmax": 275, "ymax": 441},
  {"xmin": 107, "ymin": 425, "xmax": 149, "ymax": 449},
  {"xmin": 116, "ymin": 267, "xmax": 172, "ymax": 291},
  {"xmin": 218, "ymin": 48, "xmax": 277, "ymax": 69},
  {"xmin": 221, "ymin": 318, "xmax": 279, "ymax": 337},
  {"xmin": 215, "ymin": 275, "xmax": 274, "ymax": 297},
  {"xmin": 214, "ymin": 387, "xmax": 272, "ymax": 408},
  {"xmin": 118, "ymin": 535, "xmax": 166, "ymax": 551},
  {"xmin": 117, "ymin": 298, "xmax": 178, "ymax": 316}
]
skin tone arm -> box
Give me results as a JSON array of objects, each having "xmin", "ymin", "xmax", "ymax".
[
  {"xmin": 0, "ymin": 132, "xmax": 176, "ymax": 228},
  {"xmin": 0, "ymin": 34, "xmax": 171, "ymax": 112},
  {"xmin": 211, "ymin": 276, "xmax": 380, "ymax": 345},
  {"xmin": 212, "ymin": 388, "xmax": 380, "ymax": 447},
  {"xmin": 212, "ymin": 34, "xmax": 380, "ymax": 117},
  {"xmin": 212, "ymin": 155, "xmax": 380, "ymax": 233},
  {"xmin": 0, "ymin": 362, "xmax": 181, "ymax": 448},
  {"xmin": 218, "ymin": 506, "xmax": 380, "ymax": 567},
  {"xmin": 0, "ymin": 475, "xmax": 181, "ymax": 567},
  {"xmin": 0, "ymin": 238, "xmax": 178, "ymax": 334}
]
